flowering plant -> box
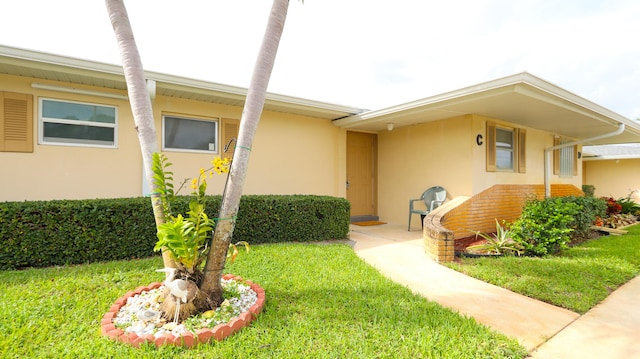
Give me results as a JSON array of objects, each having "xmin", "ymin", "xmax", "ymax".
[
  {"xmin": 603, "ymin": 197, "xmax": 622, "ymax": 216},
  {"xmin": 152, "ymin": 153, "xmax": 231, "ymax": 274}
]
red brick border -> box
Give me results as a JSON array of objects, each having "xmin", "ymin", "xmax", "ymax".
[{"xmin": 100, "ymin": 274, "xmax": 265, "ymax": 348}]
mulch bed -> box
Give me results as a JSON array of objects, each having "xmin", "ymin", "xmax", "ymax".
[
  {"xmin": 454, "ymin": 230, "xmax": 605, "ymax": 260},
  {"xmin": 454, "ymin": 235, "xmax": 487, "ymax": 253}
]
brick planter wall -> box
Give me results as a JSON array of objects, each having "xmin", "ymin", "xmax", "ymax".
[{"xmin": 423, "ymin": 184, "xmax": 583, "ymax": 262}]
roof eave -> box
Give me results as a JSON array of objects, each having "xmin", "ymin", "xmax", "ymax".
[
  {"xmin": 332, "ymin": 72, "xmax": 640, "ymax": 145},
  {"xmin": 0, "ymin": 44, "xmax": 365, "ymax": 120}
]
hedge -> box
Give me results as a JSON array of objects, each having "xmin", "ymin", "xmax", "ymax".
[{"xmin": 0, "ymin": 195, "xmax": 350, "ymax": 270}]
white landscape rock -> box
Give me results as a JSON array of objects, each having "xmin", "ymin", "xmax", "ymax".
[{"xmin": 112, "ymin": 279, "xmax": 257, "ymax": 338}]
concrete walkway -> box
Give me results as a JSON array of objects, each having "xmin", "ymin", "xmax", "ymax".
[{"xmin": 349, "ymin": 223, "xmax": 640, "ymax": 358}]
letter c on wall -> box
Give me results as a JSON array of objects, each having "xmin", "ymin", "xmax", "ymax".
[{"xmin": 476, "ymin": 134, "xmax": 483, "ymax": 146}]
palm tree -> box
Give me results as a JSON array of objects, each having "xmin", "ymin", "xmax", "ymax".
[
  {"xmin": 200, "ymin": 0, "xmax": 290, "ymax": 306},
  {"xmin": 104, "ymin": 0, "xmax": 175, "ymax": 271},
  {"xmin": 106, "ymin": 0, "xmax": 291, "ymax": 318}
]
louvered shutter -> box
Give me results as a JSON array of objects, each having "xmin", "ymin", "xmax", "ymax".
[
  {"xmin": 221, "ymin": 118, "xmax": 239, "ymax": 159},
  {"xmin": 517, "ymin": 128, "xmax": 526, "ymax": 173},
  {"xmin": 0, "ymin": 92, "xmax": 33, "ymax": 153},
  {"xmin": 553, "ymin": 137, "xmax": 561, "ymax": 175},
  {"xmin": 486, "ymin": 122, "xmax": 496, "ymax": 172}
]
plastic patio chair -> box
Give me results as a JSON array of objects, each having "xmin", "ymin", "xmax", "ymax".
[{"xmin": 408, "ymin": 186, "xmax": 447, "ymax": 230}]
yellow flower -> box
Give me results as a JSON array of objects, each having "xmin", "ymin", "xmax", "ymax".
[
  {"xmin": 190, "ymin": 177, "xmax": 198, "ymax": 190},
  {"xmin": 212, "ymin": 157, "xmax": 230, "ymax": 174}
]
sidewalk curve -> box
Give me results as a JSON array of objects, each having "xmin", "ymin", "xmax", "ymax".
[{"xmin": 348, "ymin": 223, "xmax": 640, "ymax": 357}]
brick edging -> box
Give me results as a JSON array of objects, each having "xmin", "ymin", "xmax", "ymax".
[{"xmin": 100, "ymin": 274, "xmax": 266, "ymax": 348}]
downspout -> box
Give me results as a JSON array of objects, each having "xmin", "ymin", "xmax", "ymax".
[{"xmin": 544, "ymin": 123, "xmax": 625, "ymax": 197}]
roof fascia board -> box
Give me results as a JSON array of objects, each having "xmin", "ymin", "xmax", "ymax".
[
  {"xmin": 333, "ymin": 72, "xmax": 532, "ymax": 127},
  {"xmin": 0, "ymin": 44, "xmax": 124, "ymax": 76},
  {"xmin": 512, "ymin": 77, "xmax": 637, "ymax": 129},
  {"xmin": 150, "ymin": 72, "xmax": 364, "ymax": 114},
  {"xmin": 333, "ymin": 86, "xmax": 517, "ymax": 128},
  {"xmin": 0, "ymin": 45, "xmax": 365, "ymax": 116}
]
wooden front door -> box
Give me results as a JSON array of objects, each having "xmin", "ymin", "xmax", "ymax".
[{"xmin": 346, "ymin": 131, "xmax": 377, "ymax": 217}]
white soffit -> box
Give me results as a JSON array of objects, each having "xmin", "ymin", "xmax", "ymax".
[{"xmin": 334, "ymin": 72, "xmax": 640, "ymax": 145}]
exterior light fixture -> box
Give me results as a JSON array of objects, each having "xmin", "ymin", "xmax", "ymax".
[{"xmin": 387, "ymin": 123, "xmax": 394, "ymax": 131}]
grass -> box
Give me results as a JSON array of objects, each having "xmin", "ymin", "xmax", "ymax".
[
  {"xmin": 447, "ymin": 224, "xmax": 640, "ymax": 314},
  {"xmin": 0, "ymin": 243, "xmax": 527, "ymax": 359}
]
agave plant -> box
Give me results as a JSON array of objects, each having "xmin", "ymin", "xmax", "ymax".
[{"xmin": 467, "ymin": 219, "xmax": 523, "ymax": 256}]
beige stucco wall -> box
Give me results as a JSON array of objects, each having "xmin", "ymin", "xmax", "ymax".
[
  {"xmin": 583, "ymin": 159, "xmax": 640, "ymax": 200},
  {"xmin": 377, "ymin": 114, "xmax": 583, "ymax": 226},
  {"xmin": 0, "ymin": 75, "xmax": 346, "ymax": 202},
  {"xmin": 1, "ymin": 75, "xmax": 143, "ymax": 201},
  {"xmin": 470, "ymin": 115, "xmax": 582, "ymax": 194},
  {"xmin": 1, "ymin": 72, "xmax": 585, "ymax": 218},
  {"xmin": 377, "ymin": 115, "xmax": 474, "ymax": 227}
]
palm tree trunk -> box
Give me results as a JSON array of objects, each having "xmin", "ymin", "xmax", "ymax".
[
  {"xmin": 200, "ymin": 0, "xmax": 289, "ymax": 304},
  {"xmin": 105, "ymin": 0, "xmax": 175, "ymax": 270}
]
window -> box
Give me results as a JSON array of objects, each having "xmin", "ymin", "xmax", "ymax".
[
  {"xmin": 39, "ymin": 98, "xmax": 117, "ymax": 147},
  {"xmin": 486, "ymin": 122, "xmax": 526, "ymax": 173},
  {"xmin": 496, "ymin": 127, "xmax": 514, "ymax": 170},
  {"xmin": 553, "ymin": 137, "xmax": 578, "ymax": 177},
  {"xmin": 1, "ymin": 91, "xmax": 33, "ymax": 153},
  {"xmin": 163, "ymin": 115, "xmax": 218, "ymax": 152}
]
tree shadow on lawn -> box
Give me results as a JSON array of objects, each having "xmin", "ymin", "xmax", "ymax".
[
  {"xmin": 456, "ymin": 247, "xmax": 638, "ymax": 314},
  {"xmin": 244, "ymin": 282, "xmax": 526, "ymax": 358}
]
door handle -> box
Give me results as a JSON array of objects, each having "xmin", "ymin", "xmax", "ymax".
[{"xmin": 346, "ymin": 180, "xmax": 350, "ymax": 190}]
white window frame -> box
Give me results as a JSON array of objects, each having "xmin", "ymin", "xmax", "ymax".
[
  {"xmin": 162, "ymin": 115, "xmax": 219, "ymax": 153},
  {"xmin": 38, "ymin": 98, "xmax": 117, "ymax": 148},
  {"xmin": 495, "ymin": 126, "xmax": 515, "ymax": 171}
]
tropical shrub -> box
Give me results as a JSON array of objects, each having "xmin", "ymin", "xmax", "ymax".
[
  {"xmin": 511, "ymin": 197, "xmax": 579, "ymax": 256},
  {"xmin": 466, "ymin": 219, "xmax": 523, "ymax": 256},
  {"xmin": 561, "ymin": 196, "xmax": 606, "ymax": 238},
  {"xmin": 616, "ymin": 194, "xmax": 640, "ymax": 215},
  {"xmin": 581, "ymin": 184, "xmax": 595, "ymax": 197}
]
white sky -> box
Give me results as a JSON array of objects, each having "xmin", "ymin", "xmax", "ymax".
[{"xmin": 1, "ymin": 0, "xmax": 639, "ymax": 119}]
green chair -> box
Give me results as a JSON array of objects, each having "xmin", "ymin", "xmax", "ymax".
[{"xmin": 408, "ymin": 186, "xmax": 446, "ymax": 231}]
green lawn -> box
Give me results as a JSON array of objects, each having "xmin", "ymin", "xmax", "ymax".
[
  {"xmin": 447, "ymin": 224, "xmax": 640, "ymax": 314},
  {"xmin": 0, "ymin": 243, "xmax": 526, "ymax": 359}
]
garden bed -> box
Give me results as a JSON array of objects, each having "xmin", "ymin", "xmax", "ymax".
[{"xmin": 101, "ymin": 274, "xmax": 265, "ymax": 348}]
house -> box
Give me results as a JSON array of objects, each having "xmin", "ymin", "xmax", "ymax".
[
  {"xmin": 2, "ymin": 45, "xmax": 640, "ymax": 261},
  {"xmin": 582, "ymin": 143, "xmax": 640, "ymax": 200},
  {"xmin": 0, "ymin": 45, "xmax": 364, "ymax": 202}
]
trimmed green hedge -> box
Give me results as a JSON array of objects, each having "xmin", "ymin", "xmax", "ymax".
[{"xmin": 0, "ymin": 195, "xmax": 350, "ymax": 270}]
